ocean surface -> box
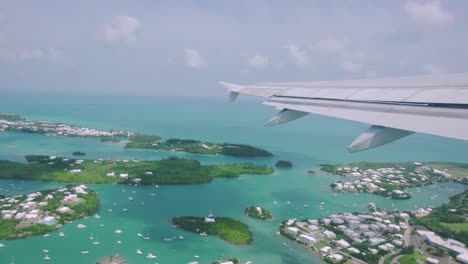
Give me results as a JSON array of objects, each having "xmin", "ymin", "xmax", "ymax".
[{"xmin": 0, "ymin": 91, "xmax": 467, "ymax": 264}]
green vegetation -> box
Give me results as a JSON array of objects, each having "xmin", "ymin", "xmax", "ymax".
[
  {"xmin": 100, "ymin": 137, "xmax": 123, "ymax": 143},
  {"xmin": 125, "ymin": 135, "xmax": 273, "ymax": 157},
  {"xmin": 397, "ymin": 253, "xmax": 426, "ymax": 264},
  {"xmin": 0, "ymin": 155, "xmax": 273, "ymax": 185},
  {"xmin": 245, "ymin": 205, "xmax": 273, "ymax": 220},
  {"xmin": 173, "ymin": 216, "xmax": 253, "ymax": 245},
  {"xmin": 275, "ymin": 160, "xmax": 293, "ymax": 168},
  {"xmin": 411, "ymin": 190, "xmax": 468, "ymax": 244}
]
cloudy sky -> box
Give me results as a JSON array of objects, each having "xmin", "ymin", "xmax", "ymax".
[{"xmin": 1, "ymin": 0, "xmax": 467, "ymax": 97}]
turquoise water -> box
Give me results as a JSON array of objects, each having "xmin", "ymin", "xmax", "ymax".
[{"xmin": 0, "ymin": 91, "xmax": 467, "ymax": 264}]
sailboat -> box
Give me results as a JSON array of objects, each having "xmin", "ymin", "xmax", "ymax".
[
  {"xmin": 143, "ymin": 231, "xmax": 150, "ymax": 240},
  {"xmin": 44, "ymin": 255, "xmax": 51, "ymax": 261}
]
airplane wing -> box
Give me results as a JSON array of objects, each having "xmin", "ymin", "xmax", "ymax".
[{"xmin": 219, "ymin": 72, "xmax": 468, "ymax": 152}]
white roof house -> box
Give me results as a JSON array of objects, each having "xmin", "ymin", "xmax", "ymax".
[
  {"xmin": 320, "ymin": 246, "xmax": 331, "ymax": 254},
  {"xmin": 297, "ymin": 234, "xmax": 316, "ymax": 244},
  {"xmin": 456, "ymin": 252, "xmax": 468, "ymax": 264},
  {"xmin": 336, "ymin": 239, "xmax": 350, "ymax": 248},
  {"xmin": 286, "ymin": 227, "xmax": 299, "ymax": 235}
]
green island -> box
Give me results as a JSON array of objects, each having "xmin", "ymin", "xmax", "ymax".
[
  {"xmin": 320, "ymin": 161, "xmax": 468, "ymax": 200},
  {"xmin": 275, "ymin": 160, "xmax": 293, "ymax": 168},
  {"xmin": 0, "ymin": 185, "xmax": 99, "ymax": 240},
  {"xmin": 125, "ymin": 135, "xmax": 273, "ymax": 157},
  {"xmin": 0, "ymin": 155, "xmax": 273, "ymax": 185},
  {"xmin": 211, "ymin": 258, "xmax": 240, "ymax": 264},
  {"xmin": 245, "ymin": 205, "xmax": 273, "ymax": 220},
  {"xmin": 172, "ymin": 216, "xmax": 253, "ymax": 245},
  {"xmin": 72, "ymin": 151, "xmax": 86, "ymax": 156}
]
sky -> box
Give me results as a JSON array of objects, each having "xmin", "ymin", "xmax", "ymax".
[{"xmin": 1, "ymin": 0, "xmax": 468, "ymax": 97}]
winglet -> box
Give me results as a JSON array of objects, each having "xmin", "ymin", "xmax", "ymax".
[
  {"xmin": 348, "ymin": 125, "xmax": 414, "ymax": 153},
  {"xmin": 219, "ymin": 82, "xmax": 244, "ymax": 102}
]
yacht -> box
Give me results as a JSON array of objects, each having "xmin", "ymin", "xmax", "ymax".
[
  {"xmin": 114, "ymin": 229, "xmax": 122, "ymax": 234},
  {"xmin": 0, "ymin": 243, "xmax": 5, "ymax": 248},
  {"xmin": 146, "ymin": 253, "xmax": 157, "ymax": 259},
  {"xmin": 117, "ymin": 240, "xmax": 122, "ymax": 244},
  {"xmin": 128, "ymin": 197, "xmax": 134, "ymax": 201},
  {"xmin": 42, "ymin": 249, "xmax": 48, "ymax": 253},
  {"xmin": 178, "ymin": 235, "xmax": 185, "ymax": 240},
  {"xmin": 81, "ymin": 251, "xmax": 89, "ymax": 254},
  {"xmin": 58, "ymin": 232, "xmax": 65, "ymax": 237},
  {"xmin": 136, "ymin": 249, "xmax": 142, "ymax": 255},
  {"xmin": 94, "ymin": 214, "xmax": 101, "ymax": 219},
  {"xmin": 44, "ymin": 255, "xmax": 51, "ymax": 261}
]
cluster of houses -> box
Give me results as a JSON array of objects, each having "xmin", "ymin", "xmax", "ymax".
[
  {"xmin": 329, "ymin": 162, "xmax": 453, "ymax": 199},
  {"xmin": 0, "ymin": 185, "xmax": 90, "ymax": 236},
  {"xmin": 0, "ymin": 116, "xmax": 132, "ymax": 138},
  {"xmin": 281, "ymin": 204, "xmax": 410, "ymax": 263}
]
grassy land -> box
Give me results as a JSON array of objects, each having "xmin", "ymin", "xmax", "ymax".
[
  {"xmin": 125, "ymin": 135, "xmax": 273, "ymax": 158},
  {"xmin": 440, "ymin": 222, "xmax": 468, "ymax": 233},
  {"xmin": 0, "ymin": 155, "xmax": 273, "ymax": 185},
  {"xmin": 398, "ymin": 253, "xmax": 426, "ymax": 264},
  {"xmin": 173, "ymin": 216, "xmax": 253, "ymax": 245}
]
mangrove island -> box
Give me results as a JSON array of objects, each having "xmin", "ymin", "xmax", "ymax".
[{"xmin": 245, "ymin": 205, "xmax": 273, "ymax": 220}]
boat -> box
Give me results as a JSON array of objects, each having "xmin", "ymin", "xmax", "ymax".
[
  {"xmin": 286, "ymin": 201, "xmax": 291, "ymax": 205},
  {"xmin": 108, "ymin": 209, "xmax": 112, "ymax": 212},
  {"xmin": 114, "ymin": 229, "xmax": 122, "ymax": 234},
  {"xmin": 136, "ymin": 249, "xmax": 142, "ymax": 255},
  {"xmin": 178, "ymin": 235, "xmax": 184, "ymax": 240},
  {"xmin": 128, "ymin": 197, "xmax": 133, "ymax": 201},
  {"xmin": 273, "ymin": 201, "xmax": 278, "ymax": 204},
  {"xmin": 143, "ymin": 231, "xmax": 150, "ymax": 240},
  {"xmin": 42, "ymin": 249, "xmax": 48, "ymax": 253},
  {"xmin": 194, "ymin": 255, "xmax": 200, "ymax": 258},
  {"xmin": 117, "ymin": 240, "xmax": 122, "ymax": 244},
  {"xmin": 122, "ymin": 208, "xmax": 128, "ymax": 212},
  {"xmin": 146, "ymin": 253, "xmax": 157, "ymax": 259},
  {"xmin": 149, "ymin": 193, "xmax": 156, "ymax": 196},
  {"xmin": 44, "ymin": 255, "xmax": 51, "ymax": 261},
  {"xmin": 89, "ymin": 233, "xmax": 94, "ymax": 240},
  {"xmin": 0, "ymin": 243, "xmax": 5, "ymax": 248},
  {"xmin": 81, "ymin": 251, "xmax": 89, "ymax": 254},
  {"xmin": 92, "ymin": 241, "xmax": 101, "ymax": 245},
  {"xmin": 94, "ymin": 214, "xmax": 101, "ymax": 219},
  {"xmin": 58, "ymin": 232, "xmax": 64, "ymax": 237},
  {"xmin": 137, "ymin": 233, "xmax": 143, "ymax": 237},
  {"xmin": 43, "ymin": 234, "xmax": 50, "ymax": 237},
  {"xmin": 163, "ymin": 238, "xmax": 172, "ymax": 242},
  {"xmin": 200, "ymin": 232, "xmax": 207, "ymax": 236},
  {"xmin": 77, "ymin": 224, "xmax": 87, "ymax": 229}
]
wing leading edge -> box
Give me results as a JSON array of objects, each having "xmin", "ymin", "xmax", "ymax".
[{"xmin": 219, "ymin": 73, "xmax": 468, "ymax": 152}]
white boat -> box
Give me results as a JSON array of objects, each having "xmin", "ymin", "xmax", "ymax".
[
  {"xmin": 194, "ymin": 255, "xmax": 200, "ymax": 258},
  {"xmin": 149, "ymin": 193, "xmax": 156, "ymax": 196},
  {"xmin": 42, "ymin": 249, "xmax": 48, "ymax": 253},
  {"xmin": 146, "ymin": 253, "xmax": 157, "ymax": 259},
  {"xmin": 273, "ymin": 201, "xmax": 278, "ymax": 204},
  {"xmin": 116, "ymin": 240, "xmax": 122, "ymax": 244},
  {"xmin": 43, "ymin": 234, "xmax": 50, "ymax": 237},
  {"xmin": 128, "ymin": 197, "xmax": 134, "ymax": 201},
  {"xmin": 81, "ymin": 251, "xmax": 89, "ymax": 254},
  {"xmin": 89, "ymin": 233, "xmax": 94, "ymax": 240},
  {"xmin": 137, "ymin": 233, "xmax": 143, "ymax": 237},
  {"xmin": 108, "ymin": 209, "xmax": 112, "ymax": 212},
  {"xmin": 0, "ymin": 243, "xmax": 5, "ymax": 248},
  {"xmin": 58, "ymin": 232, "xmax": 65, "ymax": 237},
  {"xmin": 286, "ymin": 201, "xmax": 291, "ymax": 205},
  {"xmin": 77, "ymin": 224, "xmax": 87, "ymax": 229},
  {"xmin": 114, "ymin": 229, "xmax": 122, "ymax": 234},
  {"xmin": 44, "ymin": 255, "xmax": 51, "ymax": 261},
  {"xmin": 136, "ymin": 249, "xmax": 142, "ymax": 255},
  {"xmin": 178, "ymin": 235, "xmax": 184, "ymax": 240},
  {"xmin": 122, "ymin": 208, "xmax": 128, "ymax": 212},
  {"xmin": 163, "ymin": 238, "xmax": 172, "ymax": 242},
  {"xmin": 200, "ymin": 232, "xmax": 207, "ymax": 236},
  {"xmin": 94, "ymin": 214, "xmax": 101, "ymax": 219},
  {"xmin": 92, "ymin": 241, "xmax": 100, "ymax": 245}
]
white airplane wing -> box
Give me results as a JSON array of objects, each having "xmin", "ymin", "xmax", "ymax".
[{"xmin": 219, "ymin": 72, "xmax": 468, "ymax": 152}]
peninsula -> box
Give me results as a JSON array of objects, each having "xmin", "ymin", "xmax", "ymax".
[
  {"xmin": 321, "ymin": 161, "xmax": 468, "ymax": 199},
  {"xmin": 125, "ymin": 136, "xmax": 273, "ymax": 158},
  {"xmin": 0, "ymin": 113, "xmax": 274, "ymax": 158},
  {"xmin": 245, "ymin": 205, "xmax": 273, "ymax": 220},
  {"xmin": 279, "ymin": 190, "xmax": 468, "ymax": 264},
  {"xmin": 0, "ymin": 185, "xmax": 99, "ymax": 240},
  {"xmin": 0, "ymin": 155, "xmax": 273, "ymax": 185},
  {"xmin": 172, "ymin": 216, "xmax": 253, "ymax": 245}
]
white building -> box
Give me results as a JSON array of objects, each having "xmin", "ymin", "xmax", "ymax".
[
  {"xmin": 297, "ymin": 234, "xmax": 316, "ymax": 244},
  {"xmin": 336, "ymin": 239, "xmax": 350, "ymax": 248}
]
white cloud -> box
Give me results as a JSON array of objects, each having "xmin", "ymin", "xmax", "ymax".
[
  {"xmin": 0, "ymin": 48, "xmax": 64, "ymax": 63},
  {"xmin": 423, "ymin": 63, "xmax": 447, "ymax": 74},
  {"xmin": 248, "ymin": 54, "xmax": 269, "ymax": 68},
  {"xmin": 315, "ymin": 37, "xmax": 348, "ymax": 55},
  {"xmin": 184, "ymin": 48, "xmax": 207, "ymax": 69},
  {"xmin": 286, "ymin": 44, "xmax": 309, "ymax": 66},
  {"xmin": 341, "ymin": 61, "xmax": 363, "ymax": 73},
  {"xmin": 104, "ymin": 15, "xmax": 142, "ymax": 42},
  {"xmin": 404, "ymin": 1, "xmax": 454, "ymax": 28}
]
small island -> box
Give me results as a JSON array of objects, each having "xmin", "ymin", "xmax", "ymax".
[
  {"xmin": 275, "ymin": 160, "xmax": 293, "ymax": 168},
  {"xmin": 0, "ymin": 185, "xmax": 99, "ymax": 240},
  {"xmin": 172, "ymin": 216, "xmax": 253, "ymax": 245},
  {"xmin": 125, "ymin": 135, "xmax": 273, "ymax": 158},
  {"xmin": 0, "ymin": 155, "xmax": 273, "ymax": 185},
  {"xmin": 72, "ymin": 151, "xmax": 86, "ymax": 156},
  {"xmin": 320, "ymin": 161, "xmax": 468, "ymax": 200},
  {"xmin": 98, "ymin": 254, "xmax": 127, "ymax": 264},
  {"xmin": 245, "ymin": 205, "xmax": 273, "ymax": 220}
]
